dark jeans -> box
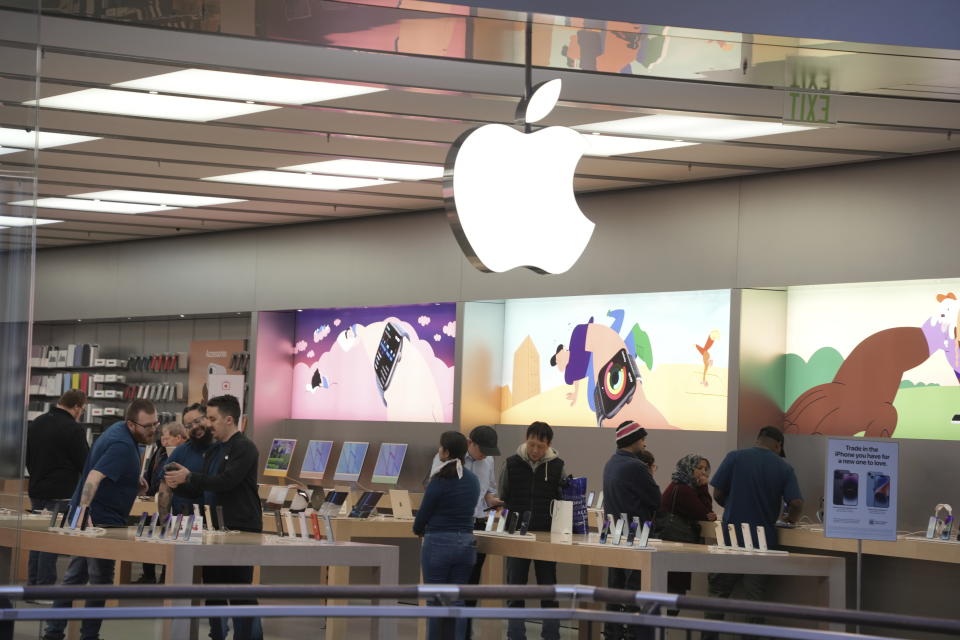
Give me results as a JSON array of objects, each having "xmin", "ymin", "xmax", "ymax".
[
  {"xmin": 28, "ymin": 498, "xmax": 66, "ymax": 586},
  {"xmin": 604, "ymin": 568, "xmax": 654, "ymax": 640},
  {"xmin": 505, "ymin": 557, "xmax": 559, "ymax": 640},
  {"xmin": 42, "ymin": 555, "xmax": 115, "ymax": 640},
  {"xmin": 202, "ymin": 565, "xmax": 263, "ymax": 640},
  {"xmin": 464, "ymin": 518, "xmax": 488, "ymax": 639},
  {"xmin": 702, "ymin": 573, "xmax": 770, "ymax": 640},
  {"xmin": 421, "ymin": 531, "xmax": 477, "ymax": 640}
]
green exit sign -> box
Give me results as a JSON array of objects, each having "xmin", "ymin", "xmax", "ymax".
[{"xmin": 783, "ymin": 90, "xmax": 836, "ymax": 124}]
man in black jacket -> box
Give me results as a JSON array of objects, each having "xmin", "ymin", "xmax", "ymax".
[
  {"xmin": 25, "ymin": 389, "xmax": 88, "ymax": 587},
  {"xmin": 602, "ymin": 421, "xmax": 660, "ymax": 640},
  {"xmin": 165, "ymin": 394, "xmax": 262, "ymax": 640},
  {"xmin": 499, "ymin": 421, "xmax": 565, "ymax": 640}
]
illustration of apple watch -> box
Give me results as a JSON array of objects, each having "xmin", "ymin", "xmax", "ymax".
[
  {"xmin": 593, "ymin": 348, "xmax": 640, "ymax": 425},
  {"xmin": 374, "ymin": 321, "xmax": 409, "ymax": 406}
]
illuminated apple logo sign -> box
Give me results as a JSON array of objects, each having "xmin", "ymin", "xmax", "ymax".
[{"xmin": 444, "ymin": 79, "xmax": 594, "ymax": 274}]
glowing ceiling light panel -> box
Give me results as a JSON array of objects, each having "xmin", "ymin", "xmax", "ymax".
[
  {"xmin": 578, "ymin": 114, "xmax": 813, "ymax": 140},
  {"xmin": 0, "ymin": 216, "xmax": 61, "ymax": 226},
  {"xmin": 445, "ymin": 79, "xmax": 593, "ymax": 274},
  {"xmin": 114, "ymin": 69, "xmax": 384, "ymax": 105},
  {"xmin": 72, "ymin": 190, "xmax": 244, "ymax": 207},
  {"xmin": 9, "ymin": 198, "xmax": 176, "ymax": 214},
  {"xmin": 26, "ymin": 89, "xmax": 275, "ymax": 122},
  {"xmin": 203, "ymin": 170, "xmax": 387, "ymax": 190},
  {"xmin": 283, "ymin": 159, "xmax": 443, "ymax": 181},
  {"xmin": 0, "ymin": 127, "xmax": 101, "ymax": 150},
  {"xmin": 582, "ymin": 134, "xmax": 697, "ymax": 157}
]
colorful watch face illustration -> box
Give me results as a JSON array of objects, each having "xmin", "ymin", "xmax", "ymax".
[
  {"xmin": 594, "ymin": 348, "xmax": 639, "ymax": 423},
  {"xmin": 374, "ymin": 322, "xmax": 405, "ymax": 395}
]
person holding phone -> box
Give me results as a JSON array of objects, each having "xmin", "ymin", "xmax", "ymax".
[
  {"xmin": 704, "ymin": 426, "xmax": 803, "ymax": 639},
  {"xmin": 414, "ymin": 431, "xmax": 481, "ymax": 640}
]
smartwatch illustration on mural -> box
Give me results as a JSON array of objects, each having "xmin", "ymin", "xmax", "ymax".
[
  {"xmin": 593, "ymin": 348, "xmax": 640, "ymax": 425},
  {"xmin": 373, "ymin": 322, "xmax": 408, "ymax": 405}
]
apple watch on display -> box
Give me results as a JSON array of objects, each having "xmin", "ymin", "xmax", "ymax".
[
  {"xmin": 740, "ymin": 523, "xmax": 754, "ymax": 550},
  {"xmin": 593, "ymin": 349, "xmax": 640, "ymax": 425},
  {"xmin": 927, "ymin": 504, "xmax": 952, "ymax": 539},
  {"xmin": 636, "ymin": 521, "xmax": 652, "ymax": 548},
  {"xmin": 373, "ymin": 322, "xmax": 408, "ymax": 406}
]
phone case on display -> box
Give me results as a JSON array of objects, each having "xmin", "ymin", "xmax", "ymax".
[
  {"xmin": 310, "ymin": 512, "xmax": 322, "ymax": 541},
  {"xmin": 507, "ymin": 511, "xmax": 520, "ymax": 534},
  {"xmin": 148, "ymin": 513, "xmax": 159, "ymax": 537},
  {"xmin": 216, "ymin": 506, "xmax": 226, "ymax": 531},
  {"xmin": 183, "ymin": 515, "xmax": 196, "ymax": 541},
  {"xmin": 298, "ymin": 513, "xmax": 310, "ymax": 539},
  {"xmin": 135, "ymin": 513, "xmax": 148, "ymax": 537},
  {"xmin": 485, "ymin": 511, "xmax": 496, "ymax": 531},
  {"xmin": 518, "ymin": 511, "xmax": 532, "ymax": 536},
  {"xmin": 171, "ymin": 513, "xmax": 184, "ymax": 540},
  {"xmin": 611, "ymin": 517, "xmax": 625, "ymax": 545}
]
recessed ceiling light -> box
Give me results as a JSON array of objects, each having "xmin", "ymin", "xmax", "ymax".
[
  {"xmin": 114, "ymin": 69, "xmax": 384, "ymax": 105},
  {"xmin": 283, "ymin": 159, "xmax": 443, "ymax": 181},
  {"xmin": 577, "ymin": 114, "xmax": 813, "ymax": 140},
  {"xmin": 0, "ymin": 215, "xmax": 61, "ymax": 226},
  {"xmin": 71, "ymin": 190, "xmax": 244, "ymax": 207},
  {"xmin": 26, "ymin": 88, "xmax": 275, "ymax": 122},
  {"xmin": 203, "ymin": 170, "xmax": 388, "ymax": 190},
  {"xmin": 0, "ymin": 127, "xmax": 100, "ymax": 150},
  {"xmin": 9, "ymin": 198, "xmax": 175, "ymax": 214},
  {"xmin": 581, "ymin": 134, "xmax": 697, "ymax": 157}
]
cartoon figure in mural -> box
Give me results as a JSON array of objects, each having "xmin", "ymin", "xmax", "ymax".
[
  {"xmin": 784, "ymin": 293, "xmax": 960, "ymax": 437},
  {"xmin": 695, "ymin": 329, "xmax": 721, "ymax": 386},
  {"xmin": 561, "ymin": 19, "xmax": 668, "ymax": 73},
  {"xmin": 550, "ymin": 309, "xmax": 672, "ymax": 429}
]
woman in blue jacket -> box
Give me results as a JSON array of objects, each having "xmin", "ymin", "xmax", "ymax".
[{"xmin": 414, "ymin": 431, "xmax": 481, "ymax": 640}]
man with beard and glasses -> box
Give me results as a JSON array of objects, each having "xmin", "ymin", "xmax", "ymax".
[
  {"xmin": 158, "ymin": 403, "xmax": 221, "ymax": 521},
  {"xmin": 42, "ymin": 399, "xmax": 157, "ymax": 640}
]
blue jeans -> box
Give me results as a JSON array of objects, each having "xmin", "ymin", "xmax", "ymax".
[
  {"xmin": 42, "ymin": 555, "xmax": 115, "ymax": 640},
  {"xmin": 28, "ymin": 499, "xmax": 66, "ymax": 587},
  {"xmin": 421, "ymin": 531, "xmax": 476, "ymax": 640}
]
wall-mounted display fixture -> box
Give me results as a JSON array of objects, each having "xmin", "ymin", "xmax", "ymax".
[
  {"xmin": 499, "ymin": 290, "xmax": 730, "ymax": 430},
  {"xmin": 291, "ymin": 303, "xmax": 455, "ymax": 422}
]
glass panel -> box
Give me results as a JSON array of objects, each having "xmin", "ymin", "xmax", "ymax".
[{"xmin": 0, "ymin": 0, "xmax": 39, "ymax": 588}]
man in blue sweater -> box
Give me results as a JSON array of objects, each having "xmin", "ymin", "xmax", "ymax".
[
  {"xmin": 602, "ymin": 421, "xmax": 660, "ymax": 640},
  {"xmin": 42, "ymin": 399, "xmax": 157, "ymax": 640}
]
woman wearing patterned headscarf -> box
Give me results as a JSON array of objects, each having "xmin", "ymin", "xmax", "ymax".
[{"xmin": 659, "ymin": 454, "xmax": 717, "ymax": 595}]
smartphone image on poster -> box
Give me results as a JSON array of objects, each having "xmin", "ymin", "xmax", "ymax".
[
  {"xmin": 593, "ymin": 348, "xmax": 640, "ymax": 425},
  {"xmin": 867, "ymin": 472, "xmax": 890, "ymax": 508},
  {"xmin": 833, "ymin": 470, "xmax": 859, "ymax": 506},
  {"xmin": 373, "ymin": 322, "xmax": 406, "ymax": 405}
]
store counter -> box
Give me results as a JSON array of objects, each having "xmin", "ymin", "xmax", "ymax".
[{"xmin": 0, "ymin": 517, "xmax": 399, "ymax": 640}]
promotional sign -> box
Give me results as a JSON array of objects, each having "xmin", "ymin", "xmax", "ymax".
[
  {"xmin": 207, "ymin": 374, "xmax": 245, "ymax": 425},
  {"xmin": 291, "ymin": 303, "xmax": 455, "ymax": 422},
  {"xmin": 824, "ymin": 438, "xmax": 898, "ymax": 541},
  {"xmin": 500, "ymin": 290, "xmax": 729, "ymax": 429},
  {"xmin": 188, "ymin": 339, "xmax": 245, "ymax": 404}
]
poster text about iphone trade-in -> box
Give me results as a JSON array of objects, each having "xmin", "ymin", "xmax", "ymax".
[{"xmin": 824, "ymin": 438, "xmax": 898, "ymax": 541}]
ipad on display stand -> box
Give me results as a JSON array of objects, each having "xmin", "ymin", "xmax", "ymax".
[
  {"xmin": 371, "ymin": 443, "xmax": 408, "ymax": 485},
  {"xmin": 263, "ymin": 438, "xmax": 298, "ymax": 478},
  {"xmin": 299, "ymin": 440, "xmax": 334, "ymax": 482},
  {"xmin": 333, "ymin": 442, "xmax": 370, "ymax": 484}
]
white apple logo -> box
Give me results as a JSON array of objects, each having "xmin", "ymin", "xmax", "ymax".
[{"xmin": 444, "ymin": 79, "xmax": 594, "ymax": 274}]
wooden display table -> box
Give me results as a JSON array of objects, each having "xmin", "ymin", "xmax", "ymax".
[
  {"xmin": 0, "ymin": 518, "xmax": 399, "ymax": 640},
  {"xmin": 476, "ymin": 531, "xmax": 845, "ymax": 640}
]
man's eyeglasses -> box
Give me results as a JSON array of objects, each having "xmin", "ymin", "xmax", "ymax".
[
  {"xmin": 185, "ymin": 417, "xmax": 205, "ymax": 427},
  {"xmin": 130, "ymin": 420, "xmax": 160, "ymax": 430}
]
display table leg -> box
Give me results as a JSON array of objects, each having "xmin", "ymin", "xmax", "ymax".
[
  {"xmin": 162, "ymin": 558, "xmax": 198, "ymax": 640},
  {"xmin": 579, "ymin": 564, "xmax": 605, "ymax": 640},
  {"xmin": 375, "ymin": 551, "xmax": 399, "ymax": 640},
  {"xmin": 326, "ymin": 564, "xmax": 350, "ymax": 639},
  {"xmin": 478, "ymin": 554, "xmax": 504, "ymax": 640}
]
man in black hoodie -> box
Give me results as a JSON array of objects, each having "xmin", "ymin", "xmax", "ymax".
[
  {"xmin": 602, "ymin": 420, "xmax": 660, "ymax": 640},
  {"xmin": 499, "ymin": 421, "xmax": 565, "ymax": 640},
  {"xmin": 25, "ymin": 389, "xmax": 89, "ymax": 587}
]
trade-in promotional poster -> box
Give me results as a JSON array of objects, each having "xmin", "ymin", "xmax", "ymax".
[
  {"xmin": 824, "ymin": 438, "xmax": 898, "ymax": 541},
  {"xmin": 784, "ymin": 279, "xmax": 960, "ymax": 440},
  {"xmin": 188, "ymin": 340, "xmax": 245, "ymax": 404},
  {"xmin": 291, "ymin": 303, "xmax": 456, "ymax": 422},
  {"xmin": 499, "ymin": 290, "xmax": 730, "ymax": 429}
]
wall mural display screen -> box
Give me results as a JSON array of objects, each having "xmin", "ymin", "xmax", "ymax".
[
  {"xmin": 299, "ymin": 440, "xmax": 334, "ymax": 481},
  {"xmin": 371, "ymin": 443, "xmax": 408, "ymax": 485},
  {"xmin": 784, "ymin": 279, "xmax": 960, "ymax": 440},
  {"xmin": 500, "ymin": 290, "xmax": 730, "ymax": 430},
  {"xmin": 292, "ymin": 303, "xmax": 456, "ymax": 422},
  {"xmin": 334, "ymin": 441, "xmax": 370, "ymax": 482},
  {"xmin": 264, "ymin": 438, "xmax": 297, "ymax": 477}
]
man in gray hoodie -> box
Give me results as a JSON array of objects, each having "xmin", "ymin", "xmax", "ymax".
[{"xmin": 499, "ymin": 421, "xmax": 566, "ymax": 640}]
